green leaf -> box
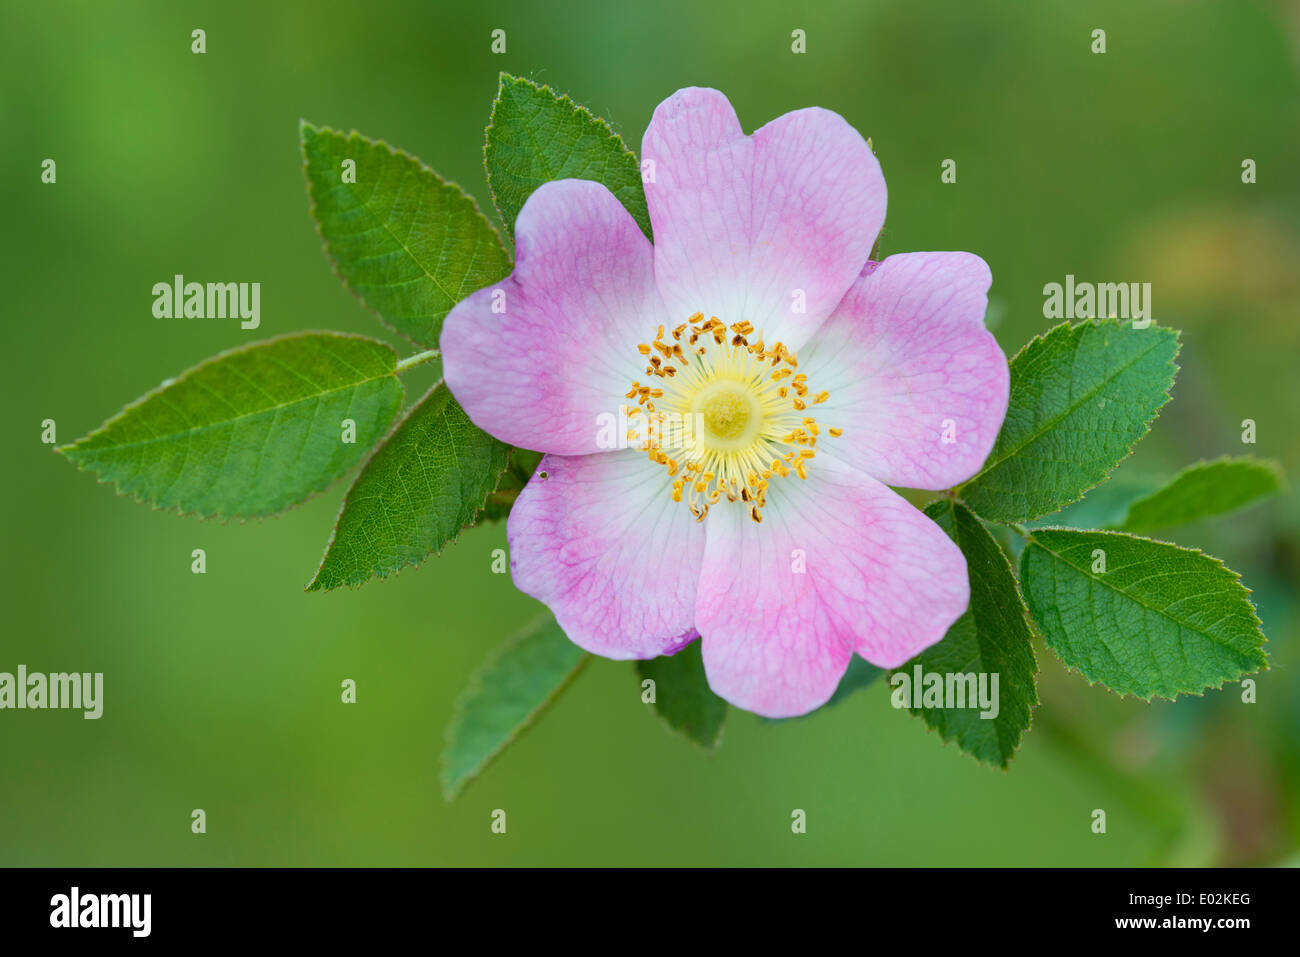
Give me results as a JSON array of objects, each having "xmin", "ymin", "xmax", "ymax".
[
  {"xmin": 895, "ymin": 501, "xmax": 1037, "ymax": 768},
  {"xmin": 960, "ymin": 320, "xmax": 1180, "ymax": 523},
  {"xmin": 484, "ymin": 73, "xmax": 652, "ymax": 241},
  {"xmin": 308, "ymin": 383, "xmax": 509, "ymax": 590},
  {"xmin": 60, "ymin": 333, "xmax": 404, "ymax": 519},
  {"xmin": 476, "ymin": 447, "xmax": 543, "ymax": 524},
  {"xmin": 301, "ymin": 121, "xmax": 511, "ymax": 347},
  {"xmin": 1115, "ymin": 456, "xmax": 1283, "ymax": 534},
  {"xmin": 441, "ymin": 616, "xmax": 588, "ymax": 800},
  {"xmin": 1021, "ymin": 528, "xmax": 1268, "ymax": 700},
  {"xmin": 1029, "ymin": 475, "xmax": 1158, "ymax": 531},
  {"xmin": 637, "ymin": 640, "xmax": 727, "ymax": 751}
]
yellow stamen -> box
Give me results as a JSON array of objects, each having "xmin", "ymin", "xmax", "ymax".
[{"xmin": 623, "ymin": 313, "xmax": 842, "ymax": 522}]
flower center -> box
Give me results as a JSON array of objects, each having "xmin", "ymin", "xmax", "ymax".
[
  {"xmin": 696, "ymin": 380, "xmax": 759, "ymax": 445},
  {"xmin": 623, "ymin": 313, "xmax": 842, "ymax": 523}
]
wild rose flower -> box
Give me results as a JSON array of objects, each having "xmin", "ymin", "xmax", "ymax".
[{"xmin": 442, "ymin": 88, "xmax": 1009, "ymax": 718}]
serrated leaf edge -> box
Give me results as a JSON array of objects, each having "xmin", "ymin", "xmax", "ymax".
[
  {"xmin": 960, "ymin": 318, "xmax": 1182, "ymax": 523},
  {"xmin": 899, "ymin": 499, "xmax": 1041, "ymax": 771},
  {"xmin": 483, "ymin": 73, "xmax": 652, "ymax": 242},
  {"xmin": 1113, "ymin": 454, "xmax": 1286, "ymax": 533},
  {"xmin": 305, "ymin": 380, "xmax": 511, "ymax": 592},
  {"xmin": 440, "ymin": 619, "xmax": 590, "ymax": 801},
  {"xmin": 299, "ymin": 119, "xmax": 510, "ymax": 348},
  {"xmin": 57, "ymin": 330, "xmax": 403, "ymax": 523},
  {"xmin": 1021, "ymin": 526, "xmax": 1269, "ymax": 703}
]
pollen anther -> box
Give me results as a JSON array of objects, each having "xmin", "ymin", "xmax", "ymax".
[{"xmin": 626, "ymin": 313, "xmax": 840, "ymax": 523}]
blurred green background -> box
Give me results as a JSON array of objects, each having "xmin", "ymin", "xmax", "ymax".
[{"xmin": 2, "ymin": 0, "xmax": 1298, "ymax": 866}]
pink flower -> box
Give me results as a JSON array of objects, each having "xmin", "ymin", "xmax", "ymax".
[{"xmin": 442, "ymin": 88, "xmax": 1009, "ymax": 718}]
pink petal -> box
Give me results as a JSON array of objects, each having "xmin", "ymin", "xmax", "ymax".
[
  {"xmin": 441, "ymin": 180, "xmax": 668, "ymax": 455},
  {"xmin": 695, "ymin": 457, "xmax": 968, "ymax": 717},
  {"xmin": 641, "ymin": 88, "xmax": 885, "ymax": 352},
  {"xmin": 799, "ymin": 252, "xmax": 1008, "ymax": 490},
  {"xmin": 507, "ymin": 450, "xmax": 705, "ymax": 659}
]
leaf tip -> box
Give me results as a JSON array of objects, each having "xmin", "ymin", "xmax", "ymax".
[{"xmin": 438, "ymin": 766, "xmax": 464, "ymax": 803}]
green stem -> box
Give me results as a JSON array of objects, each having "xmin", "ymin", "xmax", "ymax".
[{"xmin": 395, "ymin": 349, "xmax": 439, "ymax": 374}]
